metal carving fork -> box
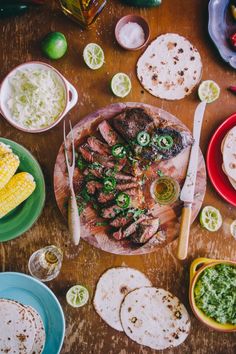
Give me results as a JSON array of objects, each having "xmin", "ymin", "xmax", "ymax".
[{"xmin": 63, "ymin": 120, "xmax": 80, "ymax": 246}]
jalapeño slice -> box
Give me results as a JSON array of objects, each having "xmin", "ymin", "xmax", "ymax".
[
  {"xmin": 103, "ymin": 176, "xmax": 116, "ymax": 191},
  {"xmin": 136, "ymin": 131, "xmax": 150, "ymax": 146},
  {"xmin": 112, "ymin": 144, "xmax": 127, "ymax": 158},
  {"xmin": 116, "ymin": 192, "xmax": 130, "ymax": 208},
  {"xmin": 156, "ymin": 135, "xmax": 173, "ymax": 150}
]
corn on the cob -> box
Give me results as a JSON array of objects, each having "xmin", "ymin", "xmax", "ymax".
[
  {"xmin": 0, "ymin": 142, "xmax": 20, "ymax": 189},
  {"xmin": 0, "ymin": 172, "xmax": 36, "ymax": 219}
]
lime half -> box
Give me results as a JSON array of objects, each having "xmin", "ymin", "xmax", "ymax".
[
  {"xmin": 230, "ymin": 220, "xmax": 236, "ymax": 239},
  {"xmin": 111, "ymin": 73, "xmax": 132, "ymax": 98},
  {"xmin": 198, "ymin": 80, "xmax": 220, "ymax": 103},
  {"xmin": 66, "ymin": 285, "xmax": 89, "ymax": 308},
  {"xmin": 200, "ymin": 206, "xmax": 222, "ymax": 232},
  {"xmin": 83, "ymin": 43, "xmax": 104, "ymax": 70}
]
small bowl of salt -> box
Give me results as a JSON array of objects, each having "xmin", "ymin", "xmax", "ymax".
[{"xmin": 115, "ymin": 14, "xmax": 150, "ymax": 51}]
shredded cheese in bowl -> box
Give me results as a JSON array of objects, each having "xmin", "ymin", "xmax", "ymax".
[{"xmin": 7, "ymin": 68, "xmax": 66, "ymax": 130}]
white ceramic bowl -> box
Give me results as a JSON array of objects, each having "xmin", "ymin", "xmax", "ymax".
[{"xmin": 0, "ymin": 61, "xmax": 78, "ymax": 133}]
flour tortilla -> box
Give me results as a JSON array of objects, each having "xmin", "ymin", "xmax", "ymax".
[
  {"xmin": 222, "ymin": 126, "xmax": 236, "ymax": 184},
  {"xmin": 222, "ymin": 163, "xmax": 236, "ymax": 190},
  {"xmin": 0, "ymin": 299, "xmax": 36, "ymax": 354},
  {"xmin": 27, "ymin": 306, "xmax": 46, "ymax": 354},
  {"xmin": 120, "ymin": 287, "xmax": 190, "ymax": 350},
  {"xmin": 93, "ymin": 267, "xmax": 152, "ymax": 331},
  {"xmin": 137, "ymin": 33, "xmax": 202, "ymax": 100}
]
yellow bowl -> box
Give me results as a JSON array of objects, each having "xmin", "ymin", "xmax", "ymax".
[{"xmin": 189, "ymin": 257, "xmax": 236, "ymax": 332}]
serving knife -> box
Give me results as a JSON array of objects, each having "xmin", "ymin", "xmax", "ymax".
[{"xmin": 177, "ymin": 101, "xmax": 206, "ymax": 260}]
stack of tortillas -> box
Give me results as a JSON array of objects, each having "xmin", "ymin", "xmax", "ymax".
[
  {"xmin": 0, "ymin": 299, "xmax": 45, "ymax": 354},
  {"xmin": 137, "ymin": 33, "xmax": 202, "ymax": 100},
  {"xmin": 93, "ymin": 267, "xmax": 190, "ymax": 350},
  {"xmin": 221, "ymin": 126, "xmax": 236, "ymax": 190}
]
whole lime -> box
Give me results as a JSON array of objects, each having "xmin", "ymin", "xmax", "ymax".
[{"xmin": 41, "ymin": 32, "xmax": 67, "ymax": 60}]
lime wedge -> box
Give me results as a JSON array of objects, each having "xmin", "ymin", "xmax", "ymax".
[
  {"xmin": 111, "ymin": 73, "xmax": 132, "ymax": 98},
  {"xmin": 83, "ymin": 43, "xmax": 104, "ymax": 70},
  {"xmin": 66, "ymin": 285, "xmax": 89, "ymax": 308},
  {"xmin": 199, "ymin": 206, "xmax": 222, "ymax": 232},
  {"xmin": 230, "ymin": 220, "xmax": 236, "ymax": 239},
  {"xmin": 198, "ymin": 80, "xmax": 220, "ymax": 103}
]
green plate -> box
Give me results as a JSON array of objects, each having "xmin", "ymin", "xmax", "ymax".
[{"xmin": 0, "ymin": 138, "xmax": 45, "ymax": 242}]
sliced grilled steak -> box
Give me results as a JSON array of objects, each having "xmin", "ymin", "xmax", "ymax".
[
  {"xmin": 116, "ymin": 182, "xmax": 138, "ymax": 191},
  {"xmin": 110, "ymin": 214, "xmax": 133, "ymax": 228},
  {"xmin": 84, "ymin": 166, "xmax": 104, "ymax": 178},
  {"xmin": 104, "ymin": 169, "xmax": 137, "ymax": 182},
  {"xmin": 131, "ymin": 218, "xmax": 160, "ymax": 244},
  {"xmin": 112, "ymin": 108, "xmax": 155, "ymax": 141},
  {"xmin": 101, "ymin": 204, "xmax": 123, "ymax": 219},
  {"xmin": 112, "ymin": 216, "xmax": 147, "ymax": 241},
  {"xmin": 98, "ymin": 120, "xmax": 120, "ymax": 146},
  {"xmin": 79, "ymin": 144, "xmax": 94, "ymax": 163},
  {"xmin": 86, "ymin": 181, "xmax": 103, "ymax": 195},
  {"xmin": 112, "ymin": 228, "xmax": 123, "ymax": 240},
  {"xmin": 87, "ymin": 136, "xmax": 110, "ymax": 155},
  {"xmin": 122, "ymin": 214, "xmax": 149, "ymax": 238},
  {"xmin": 151, "ymin": 127, "xmax": 193, "ymax": 160},
  {"xmin": 97, "ymin": 191, "xmax": 116, "ymax": 204}
]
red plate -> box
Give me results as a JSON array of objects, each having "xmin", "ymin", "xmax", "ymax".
[{"xmin": 207, "ymin": 113, "xmax": 236, "ymax": 206}]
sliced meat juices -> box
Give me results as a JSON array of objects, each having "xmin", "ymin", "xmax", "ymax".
[
  {"xmin": 87, "ymin": 136, "xmax": 110, "ymax": 155},
  {"xmin": 112, "ymin": 108, "xmax": 155, "ymax": 141},
  {"xmin": 131, "ymin": 218, "xmax": 160, "ymax": 244},
  {"xmin": 98, "ymin": 120, "xmax": 120, "ymax": 146}
]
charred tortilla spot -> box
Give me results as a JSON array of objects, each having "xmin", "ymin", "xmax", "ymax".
[
  {"xmin": 120, "ymin": 286, "xmax": 128, "ymax": 294},
  {"xmin": 178, "ymin": 48, "xmax": 184, "ymax": 53},
  {"xmin": 128, "ymin": 307, "xmax": 132, "ymax": 312},
  {"xmin": 167, "ymin": 42, "xmax": 177, "ymax": 50},
  {"xmin": 190, "ymin": 56, "xmax": 195, "ymax": 61},
  {"xmin": 178, "ymin": 71, "xmax": 184, "ymax": 76}
]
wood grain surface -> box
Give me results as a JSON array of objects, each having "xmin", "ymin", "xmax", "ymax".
[{"xmin": 0, "ymin": 1, "xmax": 235, "ymax": 353}]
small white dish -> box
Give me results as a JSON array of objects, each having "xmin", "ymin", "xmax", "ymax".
[{"xmin": 0, "ymin": 61, "xmax": 78, "ymax": 133}]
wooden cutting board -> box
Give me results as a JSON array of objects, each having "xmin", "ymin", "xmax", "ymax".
[{"xmin": 54, "ymin": 102, "xmax": 206, "ymax": 255}]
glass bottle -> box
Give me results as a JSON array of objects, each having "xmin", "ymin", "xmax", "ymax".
[
  {"xmin": 59, "ymin": 0, "xmax": 107, "ymax": 28},
  {"xmin": 28, "ymin": 245, "xmax": 63, "ymax": 282}
]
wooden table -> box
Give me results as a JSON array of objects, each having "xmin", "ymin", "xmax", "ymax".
[{"xmin": 0, "ymin": 1, "xmax": 235, "ymax": 353}]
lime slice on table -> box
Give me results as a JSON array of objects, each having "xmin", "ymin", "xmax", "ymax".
[
  {"xmin": 66, "ymin": 285, "xmax": 89, "ymax": 308},
  {"xmin": 198, "ymin": 80, "xmax": 220, "ymax": 103},
  {"xmin": 230, "ymin": 220, "xmax": 236, "ymax": 239},
  {"xmin": 83, "ymin": 43, "xmax": 105, "ymax": 70},
  {"xmin": 199, "ymin": 206, "xmax": 222, "ymax": 232},
  {"xmin": 111, "ymin": 73, "xmax": 132, "ymax": 98}
]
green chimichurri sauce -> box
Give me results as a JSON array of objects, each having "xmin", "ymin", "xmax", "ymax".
[{"xmin": 194, "ymin": 264, "xmax": 236, "ymax": 325}]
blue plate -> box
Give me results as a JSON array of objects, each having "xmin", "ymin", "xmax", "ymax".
[
  {"xmin": 208, "ymin": 0, "xmax": 236, "ymax": 69},
  {"xmin": 0, "ymin": 272, "xmax": 65, "ymax": 354}
]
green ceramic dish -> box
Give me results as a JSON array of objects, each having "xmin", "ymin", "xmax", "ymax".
[{"xmin": 0, "ymin": 138, "xmax": 45, "ymax": 242}]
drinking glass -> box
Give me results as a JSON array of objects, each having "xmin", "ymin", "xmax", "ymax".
[{"xmin": 28, "ymin": 245, "xmax": 63, "ymax": 282}]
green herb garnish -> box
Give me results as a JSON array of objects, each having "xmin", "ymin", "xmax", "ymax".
[
  {"xmin": 194, "ymin": 264, "xmax": 236, "ymax": 325},
  {"xmin": 157, "ymin": 169, "xmax": 164, "ymax": 177},
  {"xmin": 95, "ymin": 221, "xmax": 108, "ymax": 227}
]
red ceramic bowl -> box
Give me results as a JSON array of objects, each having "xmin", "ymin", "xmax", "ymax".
[
  {"xmin": 207, "ymin": 113, "xmax": 236, "ymax": 206},
  {"xmin": 115, "ymin": 14, "xmax": 150, "ymax": 51}
]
